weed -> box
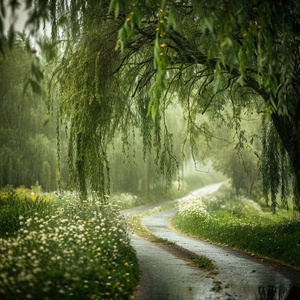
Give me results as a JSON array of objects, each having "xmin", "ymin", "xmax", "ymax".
[{"xmin": 211, "ymin": 280, "xmax": 223, "ymax": 292}]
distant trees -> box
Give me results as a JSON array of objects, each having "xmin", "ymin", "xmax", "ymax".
[
  {"xmin": 109, "ymin": 104, "xmax": 184, "ymax": 197},
  {"xmin": 208, "ymin": 114, "xmax": 261, "ymax": 197},
  {"xmin": 0, "ymin": 38, "xmax": 58, "ymax": 190}
]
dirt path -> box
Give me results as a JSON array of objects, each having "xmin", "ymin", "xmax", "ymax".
[{"xmin": 126, "ymin": 183, "xmax": 300, "ymax": 299}]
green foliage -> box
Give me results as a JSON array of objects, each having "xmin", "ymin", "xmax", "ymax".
[
  {"xmin": 110, "ymin": 0, "xmax": 298, "ymax": 113},
  {"xmin": 109, "ymin": 193, "xmax": 143, "ymax": 210},
  {"xmin": 173, "ymin": 186, "xmax": 300, "ymax": 268},
  {"xmin": 109, "ymin": 123, "xmax": 181, "ymax": 200},
  {"xmin": 108, "ymin": 0, "xmax": 300, "ymax": 208},
  {"xmin": 0, "ymin": 189, "xmax": 139, "ymax": 299},
  {"xmin": 2, "ymin": 0, "xmax": 300, "ymax": 209},
  {"xmin": 203, "ymin": 185, "xmax": 264, "ymax": 217},
  {"xmin": 261, "ymin": 119, "xmax": 291, "ymax": 212},
  {"xmin": 190, "ymin": 255, "xmax": 216, "ymax": 272},
  {"xmin": 203, "ymin": 112, "xmax": 261, "ymax": 196}
]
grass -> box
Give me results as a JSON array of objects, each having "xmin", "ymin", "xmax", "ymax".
[
  {"xmin": 189, "ymin": 254, "xmax": 216, "ymax": 271},
  {"xmin": 172, "ymin": 185, "xmax": 300, "ymax": 269},
  {"xmin": 0, "ymin": 186, "xmax": 139, "ymax": 300}
]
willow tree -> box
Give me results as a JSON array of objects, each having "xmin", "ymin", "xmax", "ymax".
[
  {"xmin": 43, "ymin": 0, "xmax": 181, "ymax": 200},
  {"xmin": 107, "ymin": 0, "xmax": 300, "ymax": 210},
  {"xmin": 2, "ymin": 0, "xmax": 300, "ymax": 208}
]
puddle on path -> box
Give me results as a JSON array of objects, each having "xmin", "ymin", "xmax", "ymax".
[{"xmin": 131, "ymin": 234, "xmax": 235, "ymax": 300}]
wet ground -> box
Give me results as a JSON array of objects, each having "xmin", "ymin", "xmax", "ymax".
[{"xmin": 125, "ymin": 183, "xmax": 300, "ymax": 300}]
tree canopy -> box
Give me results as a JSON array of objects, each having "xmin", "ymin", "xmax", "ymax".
[{"xmin": 1, "ymin": 0, "xmax": 300, "ymax": 208}]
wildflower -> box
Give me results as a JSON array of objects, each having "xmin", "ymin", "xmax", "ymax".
[{"xmin": 32, "ymin": 267, "xmax": 41, "ymax": 274}]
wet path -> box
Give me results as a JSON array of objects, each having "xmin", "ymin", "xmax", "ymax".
[
  {"xmin": 126, "ymin": 183, "xmax": 300, "ymax": 299},
  {"xmin": 130, "ymin": 234, "xmax": 229, "ymax": 299}
]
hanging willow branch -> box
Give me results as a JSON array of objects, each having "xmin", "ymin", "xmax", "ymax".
[{"xmin": 261, "ymin": 118, "xmax": 291, "ymax": 212}]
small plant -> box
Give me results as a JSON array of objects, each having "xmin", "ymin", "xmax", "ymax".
[{"xmin": 211, "ymin": 281, "xmax": 223, "ymax": 292}]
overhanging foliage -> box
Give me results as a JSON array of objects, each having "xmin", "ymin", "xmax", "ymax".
[{"xmin": 1, "ymin": 0, "xmax": 300, "ymax": 209}]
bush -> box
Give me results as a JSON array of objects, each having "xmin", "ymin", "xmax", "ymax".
[{"xmin": 202, "ymin": 186, "xmax": 263, "ymax": 217}]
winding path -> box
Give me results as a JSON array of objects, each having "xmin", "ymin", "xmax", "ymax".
[{"xmin": 125, "ymin": 183, "xmax": 300, "ymax": 299}]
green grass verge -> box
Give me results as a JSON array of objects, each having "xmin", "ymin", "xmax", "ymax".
[
  {"xmin": 172, "ymin": 186, "xmax": 300, "ymax": 269},
  {"xmin": 189, "ymin": 254, "xmax": 216, "ymax": 271}
]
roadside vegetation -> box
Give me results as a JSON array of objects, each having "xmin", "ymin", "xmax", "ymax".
[
  {"xmin": 172, "ymin": 183, "xmax": 300, "ymax": 269},
  {"xmin": 0, "ymin": 186, "xmax": 139, "ymax": 300}
]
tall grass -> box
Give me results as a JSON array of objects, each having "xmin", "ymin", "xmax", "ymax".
[
  {"xmin": 173, "ymin": 185, "xmax": 300, "ymax": 268},
  {"xmin": 0, "ymin": 187, "xmax": 139, "ymax": 299}
]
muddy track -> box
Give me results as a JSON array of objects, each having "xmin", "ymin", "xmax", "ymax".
[{"xmin": 125, "ymin": 183, "xmax": 300, "ymax": 299}]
